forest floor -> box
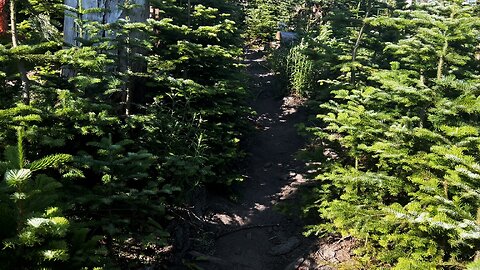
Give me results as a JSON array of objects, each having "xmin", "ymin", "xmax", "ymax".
[{"xmin": 177, "ymin": 50, "xmax": 356, "ymax": 270}]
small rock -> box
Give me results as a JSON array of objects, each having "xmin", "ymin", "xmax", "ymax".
[
  {"xmin": 264, "ymin": 162, "xmax": 273, "ymax": 168},
  {"xmin": 269, "ymin": 237, "xmax": 301, "ymax": 256}
]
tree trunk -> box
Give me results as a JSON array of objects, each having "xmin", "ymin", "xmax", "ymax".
[
  {"xmin": 350, "ymin": 1, "xmax": 371, "ymax": 85},
  {"xmin": 64, "ymin": 0, "xmax": 148, "ymax": 46},
  {"xmin": 187, "ymin": 0, "xmax": 191, "ymax": 27},
  {"xmin": 63, "ymin": 0, "xmax": 149, "ymax": 115},
  {"xmin": 0, "ymin": 0, "xmax": 7, "ymax": 34},
  {"xmin": 437, "ymin": 37, "xmax": 448, "ymax": 80},
  {"xmin": 351, "ymin": 19, "xmax": 367, "ymax": 85},
  {"xmin": 10, "ymin": 0, "xmax": 30, "ymax": 104}
]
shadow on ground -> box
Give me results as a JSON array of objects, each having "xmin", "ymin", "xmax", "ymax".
[{"xmin": 182, "ymin": 49, "xmax": 319, "ymax": 270}]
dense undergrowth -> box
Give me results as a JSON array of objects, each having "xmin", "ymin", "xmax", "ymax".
[
  {"xmin": 0, "ymin": 0, "xmax": 248, "ymax": 268},
  {"xmin": 269, "ymin": 0, "xmax": 480, "ymax": 268},
  {"xmin": 3, "ymin": 0, "xmax": 480, "ymax": 268}
]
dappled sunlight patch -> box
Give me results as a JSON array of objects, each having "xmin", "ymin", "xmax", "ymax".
[{"xmin": 281, "ymin": 96, "xmax": 306, "ymax": 116}]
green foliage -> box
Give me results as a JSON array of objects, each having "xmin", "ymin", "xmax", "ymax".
[
  {"xmin": 0, "ymin": 0, "xmax": 249, "ymax": 268},
  {"xmin": 286, "ymin": 41, "xmax": 314, "ymax": 97},
  {"xmin": 244, "ymin": 0, "xmax": 303, "ymax": 42},
  {"xmin": 0, "ymin": 128, "xmax": 71, "ymax": 269},
  {"xmin": 302, "ymin": 0, "xmax": 480, "ymax": 268},
  {"xmin": 71, "ymin": 135, "xmax": 170, "ymax": 259},
  {"xmin": 147, "ymin": 0, "xmax": 249, "ymax": 189},
  {"xmin": 272, "ymin": 0, "xmax": 400, "ymax": 98},
  {"xmin": 245, "ymin": 1, "xmax": 278, "ymax": 42}
]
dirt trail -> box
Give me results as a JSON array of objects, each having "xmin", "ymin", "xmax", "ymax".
[{"xmin": 193, "ymin": 50, "xmax": 316, "ymax": 270}]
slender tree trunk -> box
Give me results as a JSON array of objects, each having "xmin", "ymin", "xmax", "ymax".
[
  {"xmin": 118, "ymin": 33, "xmax": 131, "ymax": 116},
  {"xmin": 351, "ymin": 3, "xmax": 370, "ymax": 85},
  {"xmin": 119, "ymin": 0, "xmax": 148, "ymax": 116},
  {"xmin": 437, "ymin": 37, "xmax": 448, "ymax": 80},
  {"xmin": 351, "ymin": 20, "xmax": 366, "ymax": 84},
  {"xmin": 10, "ymin": 0, "xmax": 30, "ymax": 104},
  {"xmin": 130, "ymin": 0, "xmax": 148, "ymax": 113},
  {"xmin": 63, "ymin": 0, "xmax": 149, "ymax": 115},
  {"xmin": 182, "ymin": 0, "xmax": 191, "ymax": 79},
  {"xmin": 187, "ymin": 0, "xmax": 191, "ymax": 27},
  {"xmin": 0, "ymin": 0, "xmax": 8, "ymax": 34},
  {"xmin": 437, "ymin": 11, "xmax": 456, "ymax": 80}
]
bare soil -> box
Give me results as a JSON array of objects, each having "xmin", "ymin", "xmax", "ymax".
[
  {"xmin": 189, "ymin": 50, "xmax": 315, "ymax": 270},
  {"xmin": 172, "ymin": 50, "xmax": 357, "ymax": 270}
]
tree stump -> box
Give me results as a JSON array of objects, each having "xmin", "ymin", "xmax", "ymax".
[{"xmin": 276, "ymin": 31, "xmax": 298, "ymax": 46}]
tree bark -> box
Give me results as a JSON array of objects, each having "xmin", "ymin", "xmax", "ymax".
[
  {"xmin": 0, "ymin": 0, "xmax": 8, "ymax": 34},
  {"xmin": 10, "ymin": 0, "xmax": 30, "ymax": 104},
  {"xmin": 64, "ymin": 0, "xmax": 148, "ymax": 45},
  {"xmin": 437, "ymin": 36, "xmax": 448, "ymax": 80},
  {"xmin": 187, "ymin": 0, "xmax": 191, "ymax": 27},
  {"xmin": 63, "ymin": 0, "xmax": 149, "ymax": 115}
]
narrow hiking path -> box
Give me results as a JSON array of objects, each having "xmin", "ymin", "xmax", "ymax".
[{"xmin": 195, "ymin": 50, "xmax": 316, "ymax": 270}]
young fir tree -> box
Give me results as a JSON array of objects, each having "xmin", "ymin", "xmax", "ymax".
[
  {"xmin": 244, "ymin": 0, "xmax": 302, "ymax": 42},
  {"xmin": 305, "ymin": 0, "xmax": 480, "ymax": 268},
  {"xmin": 145, "ymin": 0, "xmax": 249, "ymax": 190},
  {"xmin": 0, "ymin": 0, "xmax": 249, "ymax": 267},
  {"xmin": 276, "ymin": 0, "xmax": 397, "ymax": 100},
  {"xmin": 0, "ymin": 128, "xmax": 71, "ymax": 269}
]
